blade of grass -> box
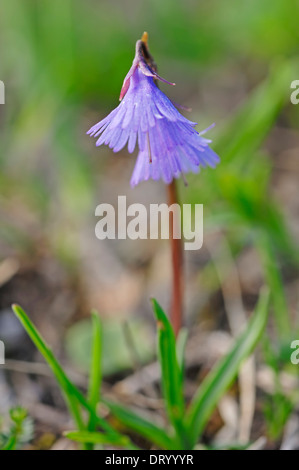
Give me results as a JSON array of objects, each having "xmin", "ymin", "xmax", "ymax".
[
  {"xmin": 84, "ymin": 310, "xmax": 102, "ymax": 450},
  {"xmin": 64, "ymin": 431, "xmax": 139, "ymax": 450},
  {"xmin": 87, "ymin": 311, "xmax": 102, "ymax": 432},
  {"xmin": 11, "ymin": 304, "xmax": 120, "ymax": 440},
  {"xmin": 12, "ymin": 304, "xmax": 85, "ymax": 434},
  {"xmin": 1, "ymin": 436, "xmax": 17, "ymax": 451},
  {"xmin": 185, "ymin": 288, "xmax": 270, "ymax": 447},
  {"xmin": 176, "ymin": 327, "xmax": 188, "ymax": 385},
  {"xmin": 151, "ymin": 299, "xmax": 189, "ymax": 449},
  {"xmin": 214, "ymin": 60, "xmax": 294, "ymax": 164},
  {"xmin": 105, "ymin": 400, "xmax": 175, "ymax": 450}
]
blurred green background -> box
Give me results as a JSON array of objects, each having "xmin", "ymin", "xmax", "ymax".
[{"xmin": 0, "ymin": 0, "xmax": 299, "ymax": 376}]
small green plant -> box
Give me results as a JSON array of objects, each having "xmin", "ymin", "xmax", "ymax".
[
  {"xmin": 264, "ymin": 391, "xmax": 293, "ymax": 442},
  {"xmin": 11, "ymin": 288, "xmax": 269, "ymax": 450},
  {"xmin": 0, "ymin": 407, "xmax": 33, "ymax": 450},
  {"xmin": 262, "ymin": 337, "xmax": 295, "ymax": 441}
]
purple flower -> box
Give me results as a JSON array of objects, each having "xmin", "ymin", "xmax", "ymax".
[{"xmin": 87, "ymin": 33, "xmax": 220, "ymax": 187}]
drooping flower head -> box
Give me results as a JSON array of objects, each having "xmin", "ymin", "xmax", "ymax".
[{"xmin": 87, "ymin": 32, "xmax": 220, "ymax": 187}]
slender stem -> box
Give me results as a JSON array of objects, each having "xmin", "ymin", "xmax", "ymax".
[{"xmin": 167, "ymin": 180, "xmax": 184, "ymax": 336}]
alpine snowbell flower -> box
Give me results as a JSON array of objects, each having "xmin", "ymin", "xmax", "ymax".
[{"xmin": 87, "ymin": 32, "xmax": 220, "ymax": 187}]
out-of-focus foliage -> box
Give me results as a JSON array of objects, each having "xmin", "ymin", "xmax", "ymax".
[
  {"xmin": 1, "ymin": 0, "xmax": 298, "ymax": 381},
  {"xmin": 1, "ymin": 0, "xmax": 298, "ymax": 257},
  {"xmin": 1, "ymin": 0, "xmax": 299, "ymax": 449}
]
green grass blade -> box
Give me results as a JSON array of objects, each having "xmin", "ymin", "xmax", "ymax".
[
  {"xmin": 87, "ymin": 311, "xmax": 102, "ymax": 432},
  {"xmin": 185, "ymin": 288, "xmax": 270, "ymax": 447},
  {"xmin": 1, "ymin": 436, "xmax": 17, "ymax": 451},
  {"xmin": 214, "ymin": 60, "xmax": 293, "ymax": 163},
  {"xmin": 176, "ymin": 327, "xmax": 188, "ymax": 384},
  {"xmin": 11, "ymin": 304, "xmax": 118, "ymax": 439},
  {"xmin": 12, "ymin": 304, "xmax": 86, "ymax": 434},
  {"xmin": 105, "ymin": 400, "xmax": 174, "ymax": 450},
  {"xmin": 151, "ymin": 299, "xmax": 184, "ymax": 420},
  {"xmin": 151, "ymin": 299, "xmax": 188, "ymax": 449},
  {"xmin": 64, "ymin": 431, "xmax": 139, "ymax": 450}
]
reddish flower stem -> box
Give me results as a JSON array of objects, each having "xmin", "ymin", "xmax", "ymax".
[{"xmin": 167, "ymin": 180, "xmax": 184, "ymax": 336}]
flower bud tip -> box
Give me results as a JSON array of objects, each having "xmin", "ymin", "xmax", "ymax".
[{"xmin": 141, "ymin": 32, "xmax": 148, "ymax": 45}]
